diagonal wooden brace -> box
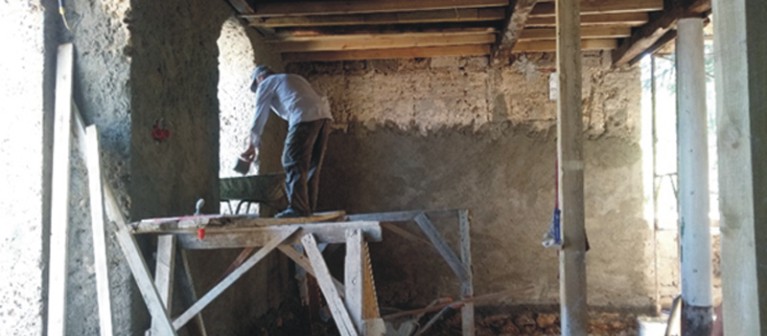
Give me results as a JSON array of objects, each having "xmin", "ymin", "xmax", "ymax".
[{"xmin": 414, "ymin": 213, "xmax": 470, "ymax": 283}]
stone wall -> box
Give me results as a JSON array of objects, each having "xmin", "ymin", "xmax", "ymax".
[
  {"xmin": 288, "ymin": 52, "xmax": 655, "ymax": 311},
  {"xmin": 0, "ymin": 1, "xmax": 51, "ymax": 334}
]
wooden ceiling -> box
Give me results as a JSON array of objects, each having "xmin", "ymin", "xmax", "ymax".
[{"xmin": 228, "ymin": 0, "xmax": 711, "ymax": 65}]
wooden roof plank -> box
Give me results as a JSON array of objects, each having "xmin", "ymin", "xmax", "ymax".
[
  {"xmin": 252, "ymin": 0, "xmax": 509, "ymax": 17},
  {"xmin": 244, "ymin": 8, "xmax": 505, "ymax": 28},
  {"xmin": 529, "ymin": 0, "xmax": 664, "ymax": 18},
  {"xmin": 273, "ymin": 32, "xmax": 496, "ymax": 52},
  {"xmin": 282, "ymin": 45, "xmax": 491, "ymax": 62},
  {"xmin": 512, "ymin": 38, "xmax": 617, "ymax": 53},
  {"xmin": 525, "ymin": 12, "xmax": 649, "ymax": 27},
  {"xmin": 519, "ymin": 26, "xmax": 631, "ymax": 41}
]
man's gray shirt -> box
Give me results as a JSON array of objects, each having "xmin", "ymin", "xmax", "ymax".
[{"xmin": 250, "ymin": 74, "xmax": 332, "ymax": 148}]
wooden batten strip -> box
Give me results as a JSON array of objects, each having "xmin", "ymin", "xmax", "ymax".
[
  {"xmin": 525, "ymin": 12, "xmax": 649, "ymax": 27},
  {"xmin": 244, "ymin": 8, "xmax": 505, "ymax": 28},
  {"xmin": 251, "ymin": 0, "xmax": 508, "ymax": 17},
  {"xmin": 282, "ymin": 44, "xmax": 491, "ymax": 62},
  {"xmin": 273, "ymin": 32, "xmax": 495, "ymax": 52},
  {"xmin": 513, "ymin": 39, "xmax": 617, "ymax": 53},
  {"xmin": 519, "ymin": 26, "xmax": 631, "ymax": 41},
  {"xmin": 529, "ymin": 0, "xmax": 664, "ymax": 17}
]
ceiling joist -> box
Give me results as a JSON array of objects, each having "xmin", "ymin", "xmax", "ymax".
[
  {"xmin": 250, "ymin": 0, "xmax": 508, "ymax": 17},
  {"xmin": 525, "ymin": 12, "xmax": 649, "ymax": 27},
  {"xmin": 519, "ymin": 26, "xmax": 631, "ymax": 41},
  {"xmin": 513, "ymin": 38, "xmax": 617, "ymax": 53},
  {"xmin": 244, "ymin": 8, "xmax": 506, "ymax": 28},
  {"xmin": 271, "ymin": 31, "xmax": 496, "ymax": 52},
  {"xmin": 529, "ymin": 0, "xmax": 664, "ymax": 18},
  {"xmin": 282, "ymin": 45, "xmax": 492, "ymax": 63}
]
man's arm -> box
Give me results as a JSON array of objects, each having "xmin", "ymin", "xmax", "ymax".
[{"xmin": 248, "ymin": 82, "xmax": 274, "ymax": 149}]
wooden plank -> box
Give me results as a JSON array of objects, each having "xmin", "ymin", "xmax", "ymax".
[
  {"xmin": 382, "ymin": 223, "xmax": 433, "ymax": 246},
  {"xmin": 84, "ymin": 126, "xmax": 114, "ymax": 336},
  {"xmin": 519, "ymin": 26, "xmax": 630, "ymax": 40},
  {"xmin": 172, "ymin": 228, "xmax": 298, "ymax": 330},
  {"xmin": 273, "ymin": 28, "xmax": 495, "ymax": 41},
  {"xmin": 278, "ymin": 244, "xmax": 346, "ymax": 295},
  {"xmin": 556, "ymin": 0, "xmax": 588, "ymax": 333},
  {"xmin": 283, "ymin": 44, "xmax": 490, "ymax": 63},
  {"xmin": 612, "ymin": 0, "xmax": 710, "ymax": 66},
  {"xmin": 513, "ymin": 38, "xmax": 616, "ymax": 52},
  {"xmin": 252, "ymin": 0, "xmax": 508, "ymax": 17},
  {"xmin": 245, "ymin": 8, "xmax": 505, "ymax": 28},
  {"xmin": 179, "ymin": 250, "xmax": 208, "ymax": 336},
  {"xmin": 104, "ymin": 186, "xmax": 177, "ymax": 335},
  {"xmin": 495, "ymin": 0, "xmax": 539, "ymax": 54},
  {"xmin": 529, "ymin": 0, "xmax": 664, "ymax": 17},
  {"xmin": 413, "ymin": 213, "xmax": 470, "ymax": 283},
  {"xmin": 525, "ymin": 12, "xmax": 649, "ymax": 27},
  {"xmin": 346, "ymin": 209, "xmax": 459, "ymax": 222},
  {"xmin": 47, "ymin": 43, "xmax": 74, "ymax": 336},
  {"xmin": 150, "ymin": 235, "xmax": 176, "ymax": 335},
  {"xmin": 226, "ymin": 0, "xmax": 254, "ymax": 14},
  {"xmin": 303, "ymin": 234, "xmax": 359, "ymax": 336},
  {"xmin": 273, "ymin": 32, "xmax": 496, "ymax": 52},
  {"xmin": 132, "ymin": 210, "xmax": 346, "ymax": 233},
  {"xmin": 176, "ymin": 221, "xmax": 382, "ymax": 249},
  {"xmin": 345, "ymin": 230, "xmax": 365, "ymax": 333},
  {"xmin": 459, "ymin": 210, "xmax": 475, "ymax": 336}
]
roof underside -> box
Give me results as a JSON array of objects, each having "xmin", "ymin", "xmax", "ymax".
[{"xmin": 228, "ymin": 0, "xmax": 711, "ymax": 65}]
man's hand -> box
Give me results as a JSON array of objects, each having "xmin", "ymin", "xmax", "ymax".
[{"xmin": 241, "ymin": 144, "xmax": 258, "ymax": 162}]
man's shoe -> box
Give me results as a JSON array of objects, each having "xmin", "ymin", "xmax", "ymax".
[{"xmin": 275, "ymin": 208, "xmax": 307, "ymax": 218}]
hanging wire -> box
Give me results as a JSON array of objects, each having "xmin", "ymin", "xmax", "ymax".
[{"xmin": 58, "ymin": 0, "xmax": 71, "ymax": 31}]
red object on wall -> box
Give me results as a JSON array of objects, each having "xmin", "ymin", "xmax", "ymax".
[
  {"xmin": 197, "ymin": 228, "xmax": 206, "ymax": 240},
  {"xmin": 152, "ymin": 119, "xmax": 171, "ymax": 142}
]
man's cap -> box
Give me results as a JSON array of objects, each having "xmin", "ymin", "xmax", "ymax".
[{"xmin": 250, "ymin": 65, "xmax": 274, "ymax": 92}]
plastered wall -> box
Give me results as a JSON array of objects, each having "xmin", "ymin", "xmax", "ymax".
[{"xmin": 288, "ymin": 52, "xmax": 656, "ymax": 310}]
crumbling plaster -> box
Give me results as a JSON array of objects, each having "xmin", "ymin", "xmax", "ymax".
[{"xmin": 289, "ymin": 52, "xmax": 655, "ymax": 310}]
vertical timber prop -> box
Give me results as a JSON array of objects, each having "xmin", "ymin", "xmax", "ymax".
[
  {"xmin": 676, "ymin": 17, "xmax": 713, "ymax": 335},
  {"xmin": 556, "ymin": 0, "xmax": 588, "ymax": 334}
]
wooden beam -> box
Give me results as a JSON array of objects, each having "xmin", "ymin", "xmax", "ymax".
[
  {"xmin": 556, "ymin": 0, "xmax": 588, "ymax": 333},
  {"xmin": 612, "ymin": 0, "xmax": 710, "ymax": 65},
  {"xmin": 530, "ymin": 0, "xmax": 664, "ymax": 17},
  {"xmin": 278, "ymin": 244, "xmax": 346, "ymax": 295},
  {"xmin": 525, "ymin": 12, "xmax": 649, "ymax": 27},
  {"xmin": 172, "ymin": 228, "xmax": 298, "ymax": 330},
  {"xmin": 414, "ymin": 213, "xmax": 470, "ymax": 283},
  {"xmin": 47, "ymin": 43, "xmax": 74, "ymax": 336},
  {"xmin": 150, "ymin": 235, "xmax": 176, "ymax": 335},
  {"xmin": 132, "ymin": 210, "xmax": 346, "ymax": 233},
  {"xmin": 303, "ymin": 234, "xmax": 359, "ymax": 336},
  {"xmin": 252, "ymin": 0, "xmax": 508, "ymax": 17},
  {"xmin": 176, "ymin": 221, "xmax": 382, "ymax": 249},
  {"xmin": 513, "ymin": 38, "xmax": 617, "ymax": 52},
  {"xmin": 272, "ymin": 31, "xmax": 495, "ymax": 52},
  {"xmin": 226, "ymin": 0, "xmax": 254, "ymax": 14},
  {"xmin": 283, "ymin": 44, "xmax": 490, "ymax": 62},
  {"xmin": 345, "ymin": 230, "xmax": 366, "ymax": 333},
  {"xmin": 519, "ymin": 26, "xmax": 630, "ymax": 40},
  {"xmin": 346, "ymin": 209, "xmax": 459, "ymax": 222},
  {"xmin": 495, "ymin": 0, "xmax": 539, "ymax": 55},
  {"xmin": 105, "ymin": 186, "xmax": 177, "ymax": 335},
  {"xmin": 178, "ymin": 250, "xmax": 208, "ymax": 335},
  {"xmin": 244, "ymin": 8, "xmax": 505, "ymax": 28},
  {"xmin": 85, "ymin": 126, "xmax": 114, "ymax": 336},
  {"xmin": 459, "ymin": 210, "xmax": 475, "ymax": 336}
]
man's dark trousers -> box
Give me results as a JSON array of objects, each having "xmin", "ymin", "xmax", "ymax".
[{"xmin": 282, "ymin": 118, "xmax": 331, "ymax": 216}]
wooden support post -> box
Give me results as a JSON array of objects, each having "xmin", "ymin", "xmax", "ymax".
[
  {"xmin": 303, "ymin": 234, "xmax": 358, "ymax": 336},
  {"xmin": 345, "ymin": 230, "xmax": 365, "ymax": 333},
  {"xmin": 414, "ymin": 213, "xmax": 470, "ymax": 282},
  {"xmin": 150, "ymin": 235, "xmax": 177, "ymax": 335},
  {"xmin": 173, "ymin": 228, "xmax": 298, "ymax": 330},
  {"xmin": 714, "ymin": 0, "xmax": 767, "ymax": 334},
  {"xmin": 459, "ymin": 210, "xmax": 475, "ymax": 336},
  {"xmin": 104, "ymin": 185, "xmax": 177, "ymax": 336},
  {"xmin": 556, "ymin": 0, "xmax": 588, "ymax": 334},
  {"xmin": 47, "ymin": 43, "xmax": 74, "ymax": 336},
  {"xmin": 85, "ymin": 126, "xmax": 114, "ymax": 336},
  {"xmin": 676, "ymin": 17, "xmax": 713, "ymax": 335}
]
